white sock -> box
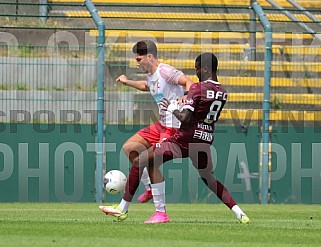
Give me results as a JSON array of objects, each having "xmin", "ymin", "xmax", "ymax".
[
  {"xmin": 140, "ymin": 167, "xmax": 151, "ymax": 190},
  {"xmin": 151, "ymin": 181, "xmax": 166, "ymax": 212},
  {"xmin": 118, "ymin": 199, "xmax": 130, "ymax": 213},
  {"xmin": 231, "ymin": 205, "xmax": 246, "ymax": 219}
]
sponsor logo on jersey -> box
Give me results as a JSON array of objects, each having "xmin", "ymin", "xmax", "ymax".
[
  {"xmin": 181, "ymin": 99, "xmax": 194, "ymax": 105},
  {"xmin": 193, "ymin": 130, "xmax": 213, "ymax": 142},
  {"xmin": 153, "ymin": 93, "xmax": 165, "ymax": 103},
  {"xmin": 197, "ymin": 123, "xmax": 213, "ymax": 131}
]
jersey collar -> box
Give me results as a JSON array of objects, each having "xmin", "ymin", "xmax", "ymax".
[{"xmin": 205, "ymin": 79, "xmax": 220, "ymax": 84}]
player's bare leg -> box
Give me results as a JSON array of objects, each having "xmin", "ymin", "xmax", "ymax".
[{"xmin": 144, "ymin": 150, "xmax": 169, "ymax": 224}]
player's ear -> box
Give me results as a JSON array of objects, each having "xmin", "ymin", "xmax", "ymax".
[{"xmin": 201, "ymin": 66, "xmax": 208, "ymax": 74}]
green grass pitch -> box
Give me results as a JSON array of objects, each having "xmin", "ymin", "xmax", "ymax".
[{"xmin": 0, "ymin": 203, "xmax": 321, "ymax": 247}]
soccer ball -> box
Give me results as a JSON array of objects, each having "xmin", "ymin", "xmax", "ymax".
[{"xmin": 103, "ymin": 170, "xmax": 127, "ymax": 195}]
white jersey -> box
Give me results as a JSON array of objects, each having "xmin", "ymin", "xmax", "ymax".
[{"xmin": 146, "ymin": 63, "xmax": 184, "ymax": 128}]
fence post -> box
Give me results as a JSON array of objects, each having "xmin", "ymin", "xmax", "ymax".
[
  {"xmin": 252, "ymin": 2, "xmax": 272, "ymax": 204},
  {"xmin": 249, "ymin": 0, "xmax": 256, "ymax": 61},
  {"xmin": 84, "ymin": 0, "xmax": 106, "ymax": 203},
  {"xmin": 39, "ymin": 0, "xmax": 48, "ymax": 23},
  {"xmin": 15, "ymin": 0, "xmax": 19, "ymax": 21}
]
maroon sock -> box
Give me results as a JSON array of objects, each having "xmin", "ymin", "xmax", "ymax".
[
  {"xmin": 201, "ymin": 176, "xmax": 236, "ymax": 209},
  {"xmin": 213, "ymin": 180, "xmax": 236, "ymax": 209},
  {"xmin": 123, "ymin": 166, "xmax": 143, "ymax": 202}
]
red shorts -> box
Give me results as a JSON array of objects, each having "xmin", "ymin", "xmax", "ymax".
[
  {"xmin": 137, "ymin": 121, "xmax": 178, "ymax": 146},
  {"xmin": 154, "ymin": 138, "xmax": 214, "ymax": 173}
]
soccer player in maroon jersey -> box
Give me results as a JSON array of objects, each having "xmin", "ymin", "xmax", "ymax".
[{"xmin": 100, "ymin": 53, "xmax": 250, "ymax": 224}]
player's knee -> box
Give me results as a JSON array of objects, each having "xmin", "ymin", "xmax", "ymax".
[
  {"xmin": 198, "ymin": 170, "xmax": 215, "ymax": 185},
  {"xmin": 122, "ymin": 142, "xmax": 131, "ymax": 156},
  {"xmin": 122, "ymin": 143, "xmax": 139, "ymax": 162},
  {"xmin": 198, "ymin": 169, "xmax": 209, "ymax": 176},
  {"xmin": 132, "ymin": 153, "xmax": 150, "ymax": 169}
]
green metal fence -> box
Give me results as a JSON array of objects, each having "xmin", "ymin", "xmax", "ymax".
[
  {"xmin": 1, "ymin": 41, "xmax": 321, "ymax": 124},
  {"xmin": 1, "ymin": 1, "xmax": 321, "ymax": 203},
  {"xmin": 0, "ymin": 44, "xmax": 98, "ymax": 123},
  {"xmin": 1, "ymin": 1, "xmax": 321, "ymax": 125}
]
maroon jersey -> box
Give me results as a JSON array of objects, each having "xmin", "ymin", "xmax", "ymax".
[{"xmin": 173, "ymin": 80, "xmax": 227, "ymax": 148}]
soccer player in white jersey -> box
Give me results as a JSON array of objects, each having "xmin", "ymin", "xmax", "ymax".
[{"xmin": 103, "ymin": 40, "xmax": 194, "ymax": 216}]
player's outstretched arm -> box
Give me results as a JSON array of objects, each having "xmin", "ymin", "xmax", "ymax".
[{"xmin": 116, "ymin": 75, "xmax": 149, "ymax": 91}]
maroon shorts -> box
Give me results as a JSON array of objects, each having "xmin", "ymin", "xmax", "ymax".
[{"xmin": 153, "ymin": 137, "xmax": 214, "ymax": 173}]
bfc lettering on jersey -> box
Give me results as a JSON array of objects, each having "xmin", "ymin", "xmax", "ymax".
[{"xmin": 206, "ymin": 90, "xmax": 228, "ymax": 100}]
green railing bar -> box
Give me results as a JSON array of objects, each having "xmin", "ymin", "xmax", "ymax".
[
  {"xmin": 1, "ymin": 1, "xmax": 320, "ymax": 12},
  {"xmin": 0, "ymin": 98, "xmax": 97, "ymax": 102},
  {"xmin": 84, "ymin": 0, "xmax": 105, "ymax": 203},
  {"xmin": 252, "ymin": 1, "xmax": 272, "ymax": 205}
]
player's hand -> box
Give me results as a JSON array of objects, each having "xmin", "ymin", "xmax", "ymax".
[
  {"xmin": 160, "ymin": 98, "xmax": 179, "ymax": 113},
  {"xmin": 116, "ymin": 75, "xmax": 128, "ymax": 86},
  {"xmin": 159, "ymin": 98, "xmax": 169, "ymax": 110},
  {"xmin": 178, "ymin": 95, "xmax": 187, "ymax": 105},
  {"xmin": 167, "ymin": 100, "xmax": 179, "ymax": 113}
]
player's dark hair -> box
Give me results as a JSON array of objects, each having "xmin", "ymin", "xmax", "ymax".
[
  {"xmin": 195, "ymin": 53, "xmax": 218, "ymax": 74},
  {"xmin": 132, "ymin": 40, "xmax": 158, "ymax": 58}
]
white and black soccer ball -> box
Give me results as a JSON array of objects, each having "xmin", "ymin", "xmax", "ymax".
[{"xmin": 103, "ymin": 170, "xmax": 127, "ymax": 195}]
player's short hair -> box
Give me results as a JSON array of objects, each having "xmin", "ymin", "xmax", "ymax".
[
  {"xmin": 195, "ymin": 53, "xmax": 218, "ymax": 74},
  {"xmin": 132, "ymin": 40, "xmax": 158, "ymax": 58}
]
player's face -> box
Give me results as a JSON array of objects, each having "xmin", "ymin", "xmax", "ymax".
[
  {"xmin": 135, "ymin": 54, "xmax": 152, "ymax": 73},
  {"xmin": 195, "ymin": 62, "xmax": 202, "ymax": 82},
  {"xmin": 195, "ymin": 61, "xmax": 210, "ymax": 82}
]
